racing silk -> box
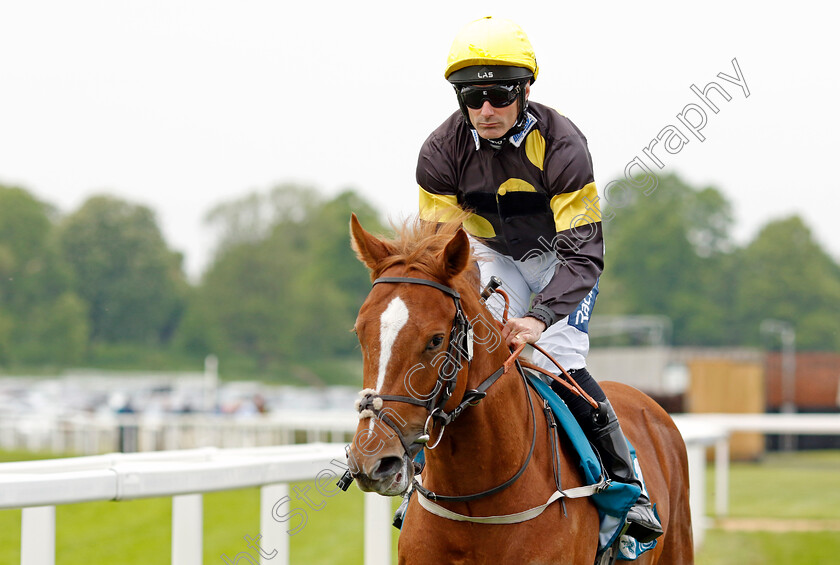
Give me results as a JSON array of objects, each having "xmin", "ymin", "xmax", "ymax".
[{"xmin": 416, "ymin": 101, "xmax": 604, "ymax": 325}]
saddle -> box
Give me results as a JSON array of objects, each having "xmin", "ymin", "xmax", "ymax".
[{"xmin": 527, "ymin": 373, "xmax": 659, "ymax": 562}]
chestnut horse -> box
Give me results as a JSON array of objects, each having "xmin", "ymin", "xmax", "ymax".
[{"xmin": 346, "ymin": 215, "xmax": 693, "ymax": 564}]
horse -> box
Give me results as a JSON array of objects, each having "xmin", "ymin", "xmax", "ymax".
[{"xmin": 345, "ymin": 214, "xmax": 693, "ymax": 564}]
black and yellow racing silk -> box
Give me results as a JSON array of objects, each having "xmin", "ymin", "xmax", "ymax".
[{"xmin": 416, "ymin": 101, "xmax": 604, "ymax": 323}]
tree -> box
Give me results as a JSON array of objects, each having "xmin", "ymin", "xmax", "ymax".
[
  {"xmin": 0, "ymin": 185, "xmax": 88, "ymax": 366},
  {"xmin": 21, "ymin": 292, "xmax": 90, "ymax": 365},
  {"xmin": 203, "ymin": 183, "xmax": 317, "ymax": 257},
  {"xmin": 735, "ymin": 216, "xmax": 840, "ymax": 350},
  {"xmin": 185, "ymin": 185, "xmax": 384, "ymax": 370},
  {"xmin": 597, "ymin": 173, "xmax": 840, "ymax": 351},
  {"xmin": 0, "ymin": 306, "xmax": 13, "ymax": 365},
  {"xmin": 0, "ymin": 185, "xmax": 59, "ymax": 314},
  {"xmin": 599, "ymin": 173, "xmax": 736, "ymax": 345},
  {"xmin": 56, "ymin": 196, "xmax": 187, "ymax": 344},
  {"xmin": 290, "ymin": 190, "xmax": 384, "ymax": 357}
]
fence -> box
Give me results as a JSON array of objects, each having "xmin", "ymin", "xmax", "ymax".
[
  {"xmin": 671, "ymin": 412, "xmax": 840, "ymax": 519},
  {"xmin": 0, "ymin": 411, "xmax": 356, "ymax": 455},
  {"xmin": 0, "ymin": 443, "xmax": 392, "ymax": 565},
  {"xmin": 2, "ymin": 413, "xmax": 839, "ymax": 563}
]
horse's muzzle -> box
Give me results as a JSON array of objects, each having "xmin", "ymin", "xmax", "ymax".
[{"xmin": 352, "ymin": 453, "xmax": 412, "ymax": 496}]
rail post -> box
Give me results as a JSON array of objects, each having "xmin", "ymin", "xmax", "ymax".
[
  {"xmin": 172, "ymin": 494, "xmax": 203, "ymax": 565},
  {"xmin": 363, "ymin": 492, "xmax": 392, "ymax": 565},
  {"xmin": 21, "ymin": 505, "xmax": 55, "ymax": 565}
]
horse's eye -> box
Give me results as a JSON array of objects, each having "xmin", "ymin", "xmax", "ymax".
[{"xmin": 426, "ymin": 335, "xmax": 445, "ymax": 350}]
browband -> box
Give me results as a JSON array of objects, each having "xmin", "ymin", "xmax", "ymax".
[{"xmin": 373, "ymin": 276, "xmax": 461, "ymax": 299}]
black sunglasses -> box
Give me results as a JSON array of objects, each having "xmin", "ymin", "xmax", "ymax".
[{"xmin": 458, "ymin": 84, "xmax": 520, "ymax": 109}]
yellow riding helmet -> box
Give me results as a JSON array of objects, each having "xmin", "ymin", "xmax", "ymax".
[{"xmin": 445, "ymin": 16, "xmax": 539, "ymax": 84}]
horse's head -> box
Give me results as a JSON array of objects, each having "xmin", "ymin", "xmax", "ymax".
[{"xmin": 345, "ymin": 213, "xmax": 485, "ymax": 496}]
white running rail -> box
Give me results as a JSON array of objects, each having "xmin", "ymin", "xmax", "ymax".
[
  {"xmin": 0, "ymin": 443, "xmax": 392, "ymax": 565},
  {"xmin": 2, "ymin": 413, "xmax": 838, "ymax": 563},
  {"xmin": 672, "ymin": 413, "xmax": 840, "ymax": 518}
]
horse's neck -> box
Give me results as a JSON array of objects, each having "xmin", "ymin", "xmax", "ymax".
[
  {"xmin": 456, "ymin": 299, "xmax": 534, "ymax": 445},
  {"xmin": 424, "ymin": 331, "xmax": 538, "ymax": 490}
]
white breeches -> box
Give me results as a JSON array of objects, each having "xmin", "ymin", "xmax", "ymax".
[{"xmin": 471, "ymin": 238, "xmax": 597, "ymax": 372}]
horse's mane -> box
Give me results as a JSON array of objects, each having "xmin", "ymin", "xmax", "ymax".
[{"xmin": 367, "ymin": 215, "xmax": 481, "ymax": 292}]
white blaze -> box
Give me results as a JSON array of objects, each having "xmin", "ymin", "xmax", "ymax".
[{"xmin": 376, "ymin": 296, "xmax": 409, "ymax": 393}]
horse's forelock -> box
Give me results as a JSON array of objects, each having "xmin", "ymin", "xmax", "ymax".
[{"xmin": 369, "ymin": 216, "xmax": 476, "ymax": 284}]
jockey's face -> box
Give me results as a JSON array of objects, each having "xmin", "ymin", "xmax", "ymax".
[{"xmin": 467, "ymin": 82, "xmax": 529, "ymax": 140}]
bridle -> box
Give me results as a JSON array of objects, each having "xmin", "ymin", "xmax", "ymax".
[
  {"xmin": 358, "ymin": 276, "xmax": 477, "ymax": 447},
  {"xmin": 343, "ymin": 275, "xmax": 541, "ymax": 504}
]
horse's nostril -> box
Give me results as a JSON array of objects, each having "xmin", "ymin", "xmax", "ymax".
[{"xmin": 370, "ymin": 456, "xmax": 403, "ymax": 481}]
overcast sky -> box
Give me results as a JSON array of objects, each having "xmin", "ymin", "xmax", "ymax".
[{"xmin": 1, "ymin": 1, "xmax": 837, "ymax": 279}]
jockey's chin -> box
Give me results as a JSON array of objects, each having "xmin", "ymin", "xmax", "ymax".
[{"xmin": 352, "ymin": 454, "xmax": 413, "ymax": 497}]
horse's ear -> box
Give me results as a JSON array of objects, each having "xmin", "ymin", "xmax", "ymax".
[
  {"xmin": 350, "ymin": 213, "xmax": 394, "ymax": 270},
  {"xmin": 441, "ymin": 228, "xmax": 471, "ymax": 279}
]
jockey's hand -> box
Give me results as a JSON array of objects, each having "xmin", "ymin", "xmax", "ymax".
[{"xmin": 501, "ymin": 316, "xmax": 547, "ymax": 348}]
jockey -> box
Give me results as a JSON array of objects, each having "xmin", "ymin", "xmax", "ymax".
[{"xmin": 413, "ymin": 16, "xmax": 663, "ymax": 543}]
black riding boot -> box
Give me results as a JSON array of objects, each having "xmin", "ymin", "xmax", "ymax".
[
  {"xmin": 589, "ymin": 399, "xmax": 663, "ymax": 543},
  {"xmin": 550, "ymin": 370, "xmax": 663, "ymax": 544}
]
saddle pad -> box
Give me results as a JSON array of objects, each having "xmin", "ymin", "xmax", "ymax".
[{"xmin": 527, "ymin": 374, "xmax": 658, "ymax": 559}]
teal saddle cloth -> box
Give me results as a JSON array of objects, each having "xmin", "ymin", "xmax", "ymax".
[{"xmin": 527, "ymin": 374, "xmax": 659, "ymax": 559}]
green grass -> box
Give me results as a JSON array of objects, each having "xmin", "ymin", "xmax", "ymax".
[
  {"xmin": 2, "ymin": 450, "xmax": 839, "ymax": 563},
  {"xmin": 696, "ymin": 450, "xmax": 840, "ymax": 565},
  {"xmin": 696, "ymin": 530, "xmax": 840, "ymax": 565},
  {"xmin": 707, "ymin": 450, "xmax": 840, "ymax": 520},
  {"xmin": 205, "ymin": 487, "xmax": 401, "ymax": 565}
]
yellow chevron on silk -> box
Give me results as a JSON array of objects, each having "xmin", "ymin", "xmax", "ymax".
[
  {"xmin": 418, "ymin": 186, "xmax": 496, "ymax": 238},
  {"xmin": 497, "ymin": 178, "xmax": 536, "ymax": 196},
  {"xmin": 524, "ymin": 129, "xmax": 546, "ymax": 171},
  {"xmin": 549, "ymin": 182, "xmax": 600, "ymax": 232}
]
